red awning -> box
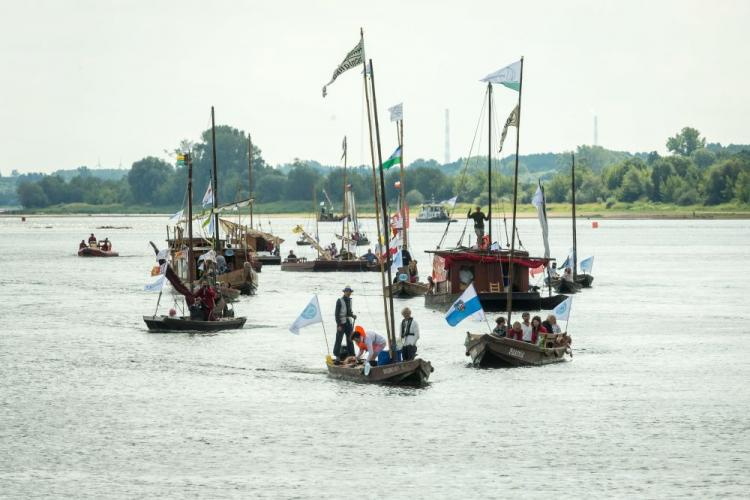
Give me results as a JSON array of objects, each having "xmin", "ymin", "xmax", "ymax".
[{"xmin": 436, "ymin": 251, "xmax": 550, "ymax": 269}]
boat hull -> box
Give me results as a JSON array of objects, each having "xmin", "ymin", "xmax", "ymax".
[
  {"xmin": 143, "ymin": 315, "xmax": 246, "ymax": 332},
  {"xmin": 281, "ymin": 260, "xmax": 379, "ymax": 272},
  {"xmin": 425, "ymin": 290, "xmax": 567, "ymax": 312},
  {"xmin": 326, "ymin": 358, "xmax": 433, "ymax": 386},
  {"xmin": 465, "ymin": 333, "xmax": 570, "ymax": 367},
  {"xmin": 256, "ymin": 255, "xmax": 281, "ymax": 265},
  {"xmin": 78, "ymin": 247, "xmax": 119, "ymax": 257},
  {"xmin": 385, "ymin": 281, "xmax": 429, "ymax": 298},
  {"xmin": 547, "ymin": 274, "xmax": 593, "ymax": 291}
]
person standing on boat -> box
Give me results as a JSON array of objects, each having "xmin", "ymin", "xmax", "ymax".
[
  {"xmin": 352, "ymin": 326, "xmax": 387, "ymax": 365},
  {"xmin": 88, "ymin": 233, "xmax": 97, "ymax": 246},
  {"xmin": 407, "ymin": 260, "xmax": 419, "ymax": 283},
  {"xmin": 467, "ymin": 206, "xmax": 489, "ymax": 245},
  {"xmin": 400, "ymin": 307, "xmax": 420, "ymax": 361},
  {"xmin": 334, "ymin": 286, "xmax": 356, "ymax": 362}
]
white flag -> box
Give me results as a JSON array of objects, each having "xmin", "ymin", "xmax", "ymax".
[
  {"xmin": 390, "ymin": 249, "xmax": 403, "ymax": 276},
  {"xmin": 168, "ymin": 209, "xmax": 184, "ymax": 223},
  {"xmin": 144, "ymin": 274, "xmax": 166, "ymax": 292},
  {"xmin": 388, "ymin": 103, "xmax": 403, "ymax": 122},
  {"xmin": 289, "ymin": 295, "xmax": 323, "ymax": 335},
  {"xmin": 322, "ymin": 38, "xmax": 364, "ymax": 97},
  {"xmin": 480, "ymin": 60, "xmax": 522, "ymax": 91},
  {"xmin": 441, "ymin": 196, "xmax": 457, "ymax": 208},
  {"xmin": 553, "ymin": 296, "xmax": 573, "ymax": 321},
  {"xmin": 531, "ymin": 182, "xmax": 550, "ymax": 259},
  {"xmin": 202, "ymin": 181, "xmax": 213, "ymax": 208}
]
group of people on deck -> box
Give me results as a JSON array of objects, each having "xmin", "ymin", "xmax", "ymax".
[
  {"xmin": 333, "ymin": 286, "xmax": 420, "ymax": 367},
  {"xmin": 492, "ymin": 311, "xmax": 562, "ymax": 344},
  {"xmin": 79, "ymin": 234, "xmax": 112, "ymax": 251}
]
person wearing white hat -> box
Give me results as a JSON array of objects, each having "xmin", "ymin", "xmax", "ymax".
[{"xmin": 334, "ymin": 286, "xmax": 357, "ymax": 362}]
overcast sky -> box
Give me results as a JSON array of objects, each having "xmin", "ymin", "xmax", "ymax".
[{"xmin": 1, "ymin": 0, "xmax": 748, "ymax": 174}]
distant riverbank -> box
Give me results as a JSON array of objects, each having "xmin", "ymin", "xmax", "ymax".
[{"xmin": 3, "ymin": 200, "xmax": 749, "ymax": 219}]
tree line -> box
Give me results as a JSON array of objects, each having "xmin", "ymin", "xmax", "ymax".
[{"xmin": 14, "ymin": 125, "xmax": 750, "ymax": 209}]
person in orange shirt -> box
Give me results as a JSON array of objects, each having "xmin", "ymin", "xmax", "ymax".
[{"xmin": 351, "ymin": 326, "xmax": 387, "ymax": 365}]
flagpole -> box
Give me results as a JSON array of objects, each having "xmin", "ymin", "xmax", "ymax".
[
  {"xmin": 487, "ymin": 82, "xmax": 493, "ymax": 246},
  {"xmin": 248, "ymin": 134, "xmax": 254, "ymax": 230},
  {"xmin": 210, "ymin": 106, "xmax": 220, "ymax": 252},
  {"xmin": 369, "ymin": 58, "xmax": 397, "ymax": 354},
  {"xmin": 186, "ymin": 152, "xmax": 195, "ymax": 283},
  {"xmin": 571, "ymin": 152, "xmax": 578, "ymax": 280},
  {"xmin": 359, "ymin": 31, "xmax": 391, "ymax": 342},
  {"xmin": 506, "ymin": 56, "xmax": 524, "ymax": 326},
  {"xmin": 342, "ymin": 137, "xmax": 349, "ymax": 256},
  {"xmin": 398, "ymin": 118, "xmax": 406, "ymax": 250}
]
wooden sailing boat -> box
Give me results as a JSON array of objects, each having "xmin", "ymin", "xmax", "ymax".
[
  {"xmin": 547, "ymin": 153, "xmax": 594, "ymax": 292},
  {"xmin": 143, "ymin": 116, "xmax": 247, "ymax": 333},
  {"xmin": 462, "ymin": 58, "xmax": 571, "ymax": 367},
  {"xmin": 281, "ymin": 140, "xmax": 376, "ymax": 272},
  {"xmin": 322, "ymin": 37, "xmax": 432, "ymax": 385},
  {"xmin": 425, "ymin": 60, "xmax": 566, "ymax": 313},
  {"xmin": 384, "ymin": 111, "xmax": 429, "ymax": 299}
]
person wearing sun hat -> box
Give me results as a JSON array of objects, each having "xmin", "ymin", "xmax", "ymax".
[{"xmin": 333, "ymin": 286, "xmax": 357, "ymax": 362}]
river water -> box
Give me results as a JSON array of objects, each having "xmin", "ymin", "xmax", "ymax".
[{"xmin": 1, "ymin": 214, "xmax": 749, "ymax": 499}]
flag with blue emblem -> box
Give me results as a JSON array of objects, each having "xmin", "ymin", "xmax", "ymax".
[
  {"xmin": 445, "ymin": 283, "xmax": 484, "ymax": 327},
  {"xmin": 553, "ymin": 296, "xmax": 573, "ymax": 321},
  {"xmin": 579, "ymin": 256, "xmax": 594, "ymax": 274},
  {"xmin": 289, "ymin": 294, "xmax": 323, "ymax": 335}
]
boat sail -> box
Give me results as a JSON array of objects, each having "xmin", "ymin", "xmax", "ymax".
[{"xmin": 321, "ymin": 31, "xmax": 432, "ymax": 385}]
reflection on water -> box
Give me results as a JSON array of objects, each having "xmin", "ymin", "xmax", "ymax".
[{"xmin": 1, "ymin": 215, "xmax": 749, "ymax": 497}]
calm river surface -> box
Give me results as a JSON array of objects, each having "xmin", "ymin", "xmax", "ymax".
[{"xmin": 1, "ymin": 214, "xmax": 749, "ymax": 499}]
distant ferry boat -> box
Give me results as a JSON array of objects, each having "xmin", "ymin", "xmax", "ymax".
[{"xmin": 416, "ymin": 199, "xmax": 455, "ymax": 222}]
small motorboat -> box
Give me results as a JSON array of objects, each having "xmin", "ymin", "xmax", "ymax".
[
  {"xmin": 143, "ymin": 315, "xmax": 246, "ymax": 332},
  {"xmin": 78, "ymin": 246, "xmax": 118, "ymax": 257}
]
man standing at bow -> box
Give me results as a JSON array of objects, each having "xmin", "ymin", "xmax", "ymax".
[
  {"xmin": 334, "ymin": 286, "xmax": 357, "ymax": 362},
  {"xmin": 467, "ymin": 206, "xmax": 489, "ymax": 245},
  {"xmin": 400, "ymin": 307, "xmax": 420, "ymax": 361}
]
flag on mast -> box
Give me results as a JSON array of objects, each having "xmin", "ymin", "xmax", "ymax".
[
  {"xmin": 202, "ymin": 181, "xmax": 213, "ymax": 208},
  {"xmin": 553, "ymin": 296, "xmax": 573, "ymax": 321},
  {"xmin": 341, "ymin": 136, "xmax": 347, "ymax": 161},
  {"xmin": 289, "ymin": 295, "xmax": 323, "ymax": 335},
  {"xmin": 388, "ymin": 103, "xmax": 403, "ymax": 122},
  {"xmin": 531, "ymin": 181, "xmax": 550, "ymax": 259},
  {"xmin": 498, "ymin": 105, "xmax": 519, "ymax": 153},
  {"xmin": 322, "ymin": 38, "xmax": 365, "ymax": 97},
  {"xmin": 480, "ymin": 59, "xmax": 522, "ymax": 91},
  {"xmin": 382, "ymin": 146, "xmax": 402, "ymax": 170},
  {"xmin": 579, "ymin": 256, "xmax": 594, "ymax": 274}
]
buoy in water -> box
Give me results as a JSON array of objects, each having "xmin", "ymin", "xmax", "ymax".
[{"xmin": 592, "ymin": 221, "xmax": 599, "ymax": 228}]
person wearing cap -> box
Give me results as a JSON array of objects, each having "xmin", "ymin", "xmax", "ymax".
[
  {"xmin": 352, "ymin": 326, "xmax": 387, "ymax": 365},
  {"xmin": 334, "ymin": 286, "xmax": 357, "ymax": 362},
  {"xmin": 400, "ymin": 307, "xmax": 420, "ymax": 361}
]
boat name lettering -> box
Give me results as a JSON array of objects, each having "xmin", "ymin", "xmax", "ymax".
[{"xmin": 509, "ymin": 348, "xmax": 525, "ymax": 359}]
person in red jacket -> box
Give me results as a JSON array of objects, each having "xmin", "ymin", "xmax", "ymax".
[
  {"xmin": 195, "ymin": 280, "xmax": 217, "ymax": 320},
  {"xmin": 530, "ymin": 315, "xmax": 548, "ymax": 344}
]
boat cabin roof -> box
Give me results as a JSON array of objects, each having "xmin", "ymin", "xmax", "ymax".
[{"xmin": 426, "ymin": 247, "xmax": 551, "ymax": 269}]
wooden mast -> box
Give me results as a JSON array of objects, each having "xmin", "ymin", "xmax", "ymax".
[
  {"xmin": 359, "ymin": 30, "xmax": 391, "ymax": 342},
  {"xmin": 506, "ymin": 57, "xmax": 524, "ymax": 325},
  {"xmin": 571, "ymin": 152, "xmax": 578, "ymax": 280},
  {"xmin": 342, "ymin": 136, "xmax": 350, "ymax": 256},
  {"xmin": 210, "ymin": 106, "xmax": 220, "ymax": 252},
  {"xmin": 369, "ymin": 58, "xmax": 397, "ymax": 356},
  {"xmin": 248, "ymin": 134, "xmax": 254, "ymax": 230},
  {"xmin": 487, "ymin": 82, "xmax": 493, "ymax": 245},
  {"xmin": 186, "ymin": 151, "xmax": 195, "ymax": 283},
  {"xmin": 313, "ymin": 187, "xmax": 320, "ymax": 258}
]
